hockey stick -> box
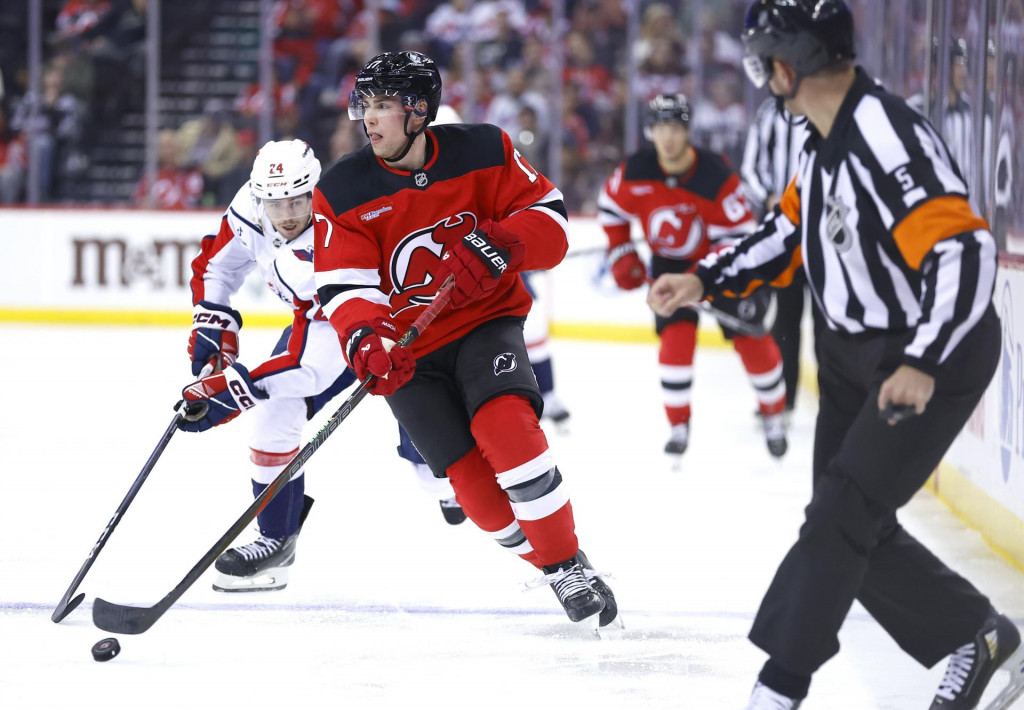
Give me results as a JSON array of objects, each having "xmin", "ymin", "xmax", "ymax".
[
  {"xmin": 52, "ymin": 404, "xmax": 188, "ymax": 623},
  {"xmin": 93, "ymin": 277, "xmax": 455, "ymax": 635}
]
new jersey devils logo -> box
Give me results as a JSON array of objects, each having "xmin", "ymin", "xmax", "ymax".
[
  {"xmin": 647, "ymin": 205, "xmax": 704, "ymax": 258},
  {"xmin": 493, "ymin": 352, "xmax": 517, "ymax": 375},
  {"xmin": 389, "ymin": 212, "xmax": 479, "ymax": 314}
]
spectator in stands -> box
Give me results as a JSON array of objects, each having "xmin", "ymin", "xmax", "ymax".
[
  {"xmin": 636, "ymin": 35, "xmax": 691, "ymax": 101},
  {"xmin": 177, "ymin": 99, "xmax": 242, "ymax": 205},
  {"xmin": 55, "ymin": 0, "xmax": 114, "ymax": 44},
  {"xmin": 474, "ymin": 4, "xmax": 524, "ymax": 69},
  {"xmin": 0, "ymin": 103, "xmax": 26, "ymax": 203},
  {"xmin": 328, "ymin": 114, "xmax": 365, "ymax": 164},
  {"xmin": 215, "ymin": 128, "xmax": 257, "ymax": 206},
  {"xmin": 690, "ymin": 67, "xmax": 747, "ymax": 168},
  {"xmin": 484, "ymin": 66, "xmax": 548, "ymax": 139},
  {"xmin": 632, "ymin": 3, "xmax": 683, "ymax": 67},
  {"xmin": 512, "ymin": 103, "xmax": 548, "ymax": 175},
  {"xmin": 563, "ymin": 31, "xmax": 613, "ymax": 114},
  {"xmin": 132, "ymin": 128, "xmax": 203, "ymax": 209},
  {"xmin": 11, "ymin": 64, "xmax": 87, "ymax": 201},
  {"xmin": 425, "ymin": 0, "xmax": 473, "ymax": 67}
]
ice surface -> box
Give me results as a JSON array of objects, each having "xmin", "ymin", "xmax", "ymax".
[{"xmin": 1, "ymin": 326, "xmax": 1021, "ymax": 709}]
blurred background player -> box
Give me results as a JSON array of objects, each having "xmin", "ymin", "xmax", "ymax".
[
  {"xmin": 741, "ymin": 96, "xmax": 814, "ymax": 417},
  {"xmin": 181, "ymin": 138, "xmax": 351, "ymax": 592},
  {"xmin": 313, "ymin": 51, "xmax": 616, "ymax": 628},
  {"xmin": 597, "ymin": 93, "xmax": 787, "ymax": 462},
  {"xmin": 523, "ymin": 271, "xmax": 572, "ymax": 430}
]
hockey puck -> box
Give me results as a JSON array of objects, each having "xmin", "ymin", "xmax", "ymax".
[{"xmin": 91, "ymin": 637, "xmax": 120, "ymax": 662}]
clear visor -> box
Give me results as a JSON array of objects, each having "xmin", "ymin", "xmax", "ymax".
[
  {"xmin": 261, "ymin": 194, "xmax": 312, "ymax": 223},
  {"xmin": 348, "ymin": 91, "xmax": 409, "ymax": 121},
  {"xmin": 743, "ymin": 54, "xmax": 773, "ymax": 89}
]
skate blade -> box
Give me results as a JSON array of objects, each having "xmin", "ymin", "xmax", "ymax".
[
  {"xmin": 593, "ymin": 613, "xmax": 625, "ymax": 640},
  {"xmin": 983, "ymin": 645, "xmax": 1024, "ymax": 710},
  {"xmin": 212, "ymin": 567, "xmax": 289, "ymax": 593}
]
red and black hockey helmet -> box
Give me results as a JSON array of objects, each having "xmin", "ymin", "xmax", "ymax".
[
  {"xmin": 350, "ymin": 51, "xmax": 443, "ymax": 123},
  {"xmin": 741, "ymin": 0, "xmax": 855, "ymax": 89}
]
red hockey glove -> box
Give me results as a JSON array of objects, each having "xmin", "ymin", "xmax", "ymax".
[
  {"xmin": 345, "ymin": 318, "xmax": 416, "ymax": 396},
  {"xmin": 187, "ymin": 301, "xmax": 241, "ymax": 376},
  {"xmin": 178, "ymin": 363, "xmax": 267, "ymax": 432},
  {"xmin": 608, "ymin": 244, "xmax": 646, "ymax": 290},
  {"xmin": 438, "ymin": 219, "xmax": 526, "ymax": 308}
]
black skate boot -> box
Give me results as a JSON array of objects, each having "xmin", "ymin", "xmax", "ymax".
[
  {"xmin": 542, "ymin": 554, "xmax": 605, "ymax": 623},
  {"xmin": 542, "ymin": 393, "xmax": 571, "ymax": 431},
  {"xmin": 212, "ymin": 495, "xmax": 313, "ymax": 592},
  {"xmin": 664, "ymin": 423, "xmax": 689, "ymax": 456},
  {"xmin": 438, "ymin": 496, "xmax": 467, "ymax": 525},
  {"xmin": 930, "ymin": 610, "xmax": 1022, "ymax": 709},
  {"xmin": 576, "ymin": 550, "xmax": 620, "ymax": 629},
  {"xmin": 762, "ymin": 413, "xmax": 788, "ymax": 458}
]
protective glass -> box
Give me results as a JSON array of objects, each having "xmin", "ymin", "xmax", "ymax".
[
  {"xmin": 261, "ymin": 194, "xmax": 312, "ymax": 222},
  {"xmin": 347, "ymin": 91, "xmax": 409, "ymax": 121}
]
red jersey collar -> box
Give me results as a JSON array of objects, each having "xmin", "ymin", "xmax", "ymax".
[{"xmin": 374, "ymin": 130, "xmax": 440, "ymax": 175}]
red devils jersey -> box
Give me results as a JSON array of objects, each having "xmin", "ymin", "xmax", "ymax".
[
  {"xmin": 312, "ymin": 123, "xmax": 569, "ymax": 358},
  {"xmin": 597, "ymin": 146, "xmax": 756, "ymax": 263}
]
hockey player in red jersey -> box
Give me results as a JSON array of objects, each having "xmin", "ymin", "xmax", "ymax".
[
  {"xmin": 311, "ymin": 51, "xmax": 616, "ymax": 627},
  {"xmin": 598, "ymin": 93, "xmax": 788, "ymax": 461}
]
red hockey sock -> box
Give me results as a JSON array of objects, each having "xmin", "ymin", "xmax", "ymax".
[
  {"xmin": 732, "ymin": 334, "xmax": 787, "ymax": 415},
  {"xmin": 471, "ymin": 396, "xmax": 578, "ymax": 566},
  {"xmin": 659, "ymin": 321, "xmax": 697, "ymax": 425},
  {"xmin": 444, "ymin": 447, "xmax": 515, "ymax": 534}
]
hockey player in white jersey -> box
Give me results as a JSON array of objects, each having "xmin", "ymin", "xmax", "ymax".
[
  {"xmin": 180, "ymin": 139, "xmax": 353, "ymax": 591},
  {"xmin": 181, "ymin": 140, "xmax": 466, "ymax": 591}
]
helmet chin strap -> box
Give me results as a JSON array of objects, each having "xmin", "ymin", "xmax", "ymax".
[{"xmin": 382, "ymin": 113, "xmax": 428, "ymax": 164}]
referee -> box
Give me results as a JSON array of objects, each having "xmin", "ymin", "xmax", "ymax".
[
  {"xmin": 740, "ymin": 96, "xmax": 814, "ymax": 414},
  {"xmin": 648, "ymin": 1, "xmax": 1022, "ymax": 708}
]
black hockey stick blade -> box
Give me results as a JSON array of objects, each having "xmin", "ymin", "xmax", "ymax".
[
  {"xmin": 52, "ymin": 409, "xmax": 184, "ymax": 623},
  {"xmin": 92, "ymin": 279, "xmax": 455, "ymax": 634}
]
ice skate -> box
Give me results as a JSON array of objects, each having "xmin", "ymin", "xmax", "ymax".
[
  {"xmin": 576, "ymin": 549, "xmax": 622, "ymax": 634},
  {"xmin": 762, "ymin": 412, "xmax": 788, "ymax": 458},
  {"xmin": 664, "ymin": 423, "xmax": 689, "ymax": 469},
  {"xmin": 744, "ymin": 681, "xmax": 802, "ymax": 709},
  {"xmin": 930, "ymin": 611, "xmax": 1022, "ymax": 709},
  {"xmin": 438, "ymin": 496, "xmax": 467, "ymax": 525},
  {"xmin": 212, "ymin": 533, "xmax": 298, "ymax": 592},
  {"xmin": 539, "ymin": 554, "xmax": 605, "ymax": 623},
  {"xmin": 213, "ymin": 494, "xmax": 312, "ymax": 592},
  {"xmin": 541, "ymin": 392, "xmax": 571, "ymax": 432}
]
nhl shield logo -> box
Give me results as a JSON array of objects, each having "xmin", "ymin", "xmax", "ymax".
[
  {"xmin": 824, "ymin": 195, "xmax": 854, "ymax": 253},
  {"xmin": 493, "ymin": 352, "xmax": 517, "ymax": 375},
  {"xmin": 413, "ymin": 170, "xmax": 429, "ymax": 189}
]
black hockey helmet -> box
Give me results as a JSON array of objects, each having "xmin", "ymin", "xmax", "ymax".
[
  {"xmin": 349, "ymin": 51, "xmax": 443, "ymax": 123},
  {"xmin": 741, "ymin": 0, "xmax": 855, "ymax": 90},
  {"xmin": 644, "ymin": 93, "xmax": 691, "ymax": 140}
]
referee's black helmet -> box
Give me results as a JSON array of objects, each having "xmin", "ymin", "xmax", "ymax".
[{"xmin": 741, "ymin": 0, "xmax": 856, "ymax": 89}]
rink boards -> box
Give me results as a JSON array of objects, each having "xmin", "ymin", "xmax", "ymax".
[{"xmin": 0, "ymin": 206, "xmax": 1021, "ymax": 569}]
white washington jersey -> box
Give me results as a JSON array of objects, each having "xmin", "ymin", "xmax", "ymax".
[
  {"xmin": 694, "ymin": 69, "xmax": 996, "ymax": 376},
  {"xmin": 189, "ymin": 185, "xmax": 349, "ymax": 399}
]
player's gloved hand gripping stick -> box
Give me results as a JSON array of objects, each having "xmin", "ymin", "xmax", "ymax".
[{"xmin": 92, "ymin": 277, "xmax": 455, "ymax": 635}]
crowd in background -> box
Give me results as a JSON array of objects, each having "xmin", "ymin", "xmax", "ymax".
[{"xmin": 0, "ymin": 0, "xmax": 1020, "ymax": 245}]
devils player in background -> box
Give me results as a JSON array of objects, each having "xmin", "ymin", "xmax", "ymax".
[
  {"xmin": 312, "ymin": 51, "xmax": 617, "ymax": 627},
  {"xmin": 598, "ymin": 93, "xmax": 788, "ymax": 461}
]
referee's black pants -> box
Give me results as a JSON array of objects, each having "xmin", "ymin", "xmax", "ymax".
[{"xmin": 749, "ymin": 305, "xmax": 1001, "ymax": 677}]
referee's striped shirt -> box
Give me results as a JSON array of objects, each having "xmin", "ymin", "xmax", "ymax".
[
  {"xmin": 695, "ymin": 68, "xmax": 996, "ymax": 375},
  {"xmin": 740, "ymin": 97, "xmax": 810, "ymax": 208}
]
